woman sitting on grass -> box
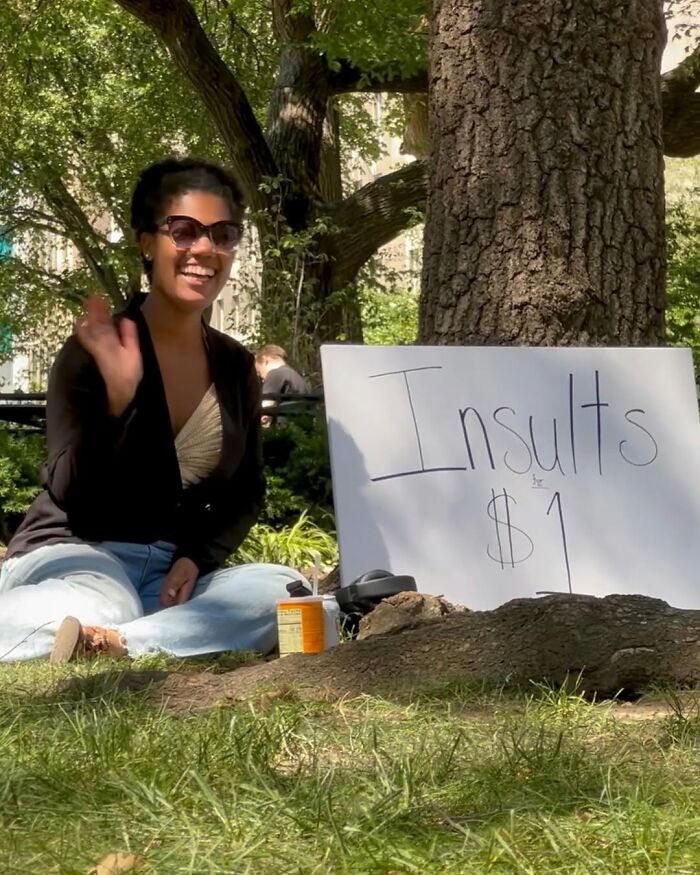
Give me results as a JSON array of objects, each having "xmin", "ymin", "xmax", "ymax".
[{"xmin": 0, "ymin": 157, "xmax": 306, "ymax": 663}]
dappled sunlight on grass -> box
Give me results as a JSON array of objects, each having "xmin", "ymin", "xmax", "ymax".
[{"xmin": 2, "ymin": 661, "xmax": 700, "ymax": 872}]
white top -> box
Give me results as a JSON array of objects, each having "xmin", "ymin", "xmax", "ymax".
[{"xmin": 174, "ymin": 384, "xmax": 223, "ymax": 488}]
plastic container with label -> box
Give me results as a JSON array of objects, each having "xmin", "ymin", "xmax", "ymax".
[
  {"xmin": 276, "ymin": 593, "xmax": 341, "ymax": 655},
  {"xmin": 276, "ymin": 595, "xmax": 324, "ymax": 656}
]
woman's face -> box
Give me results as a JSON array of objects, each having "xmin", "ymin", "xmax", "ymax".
[{"xmin": 141, "ymin": 190, "xmax": 237, "ymax": 312}]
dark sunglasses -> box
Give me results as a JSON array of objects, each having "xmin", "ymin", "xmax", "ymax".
[{"xmin": 157, "ymin": 215, "xmax": 242, "ymax": 253}]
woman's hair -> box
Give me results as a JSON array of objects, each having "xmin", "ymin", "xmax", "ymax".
[{"xmin": 130, "ymin": 157, "xmax": 245, "ymax": 280}]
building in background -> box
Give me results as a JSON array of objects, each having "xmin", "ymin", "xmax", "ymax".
[{"xmin": 0, "ymin": 227, "xmax": 74, "ymax": 391}]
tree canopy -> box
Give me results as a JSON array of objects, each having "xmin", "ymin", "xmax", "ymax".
[
  {"xmin": 0, "ymin": 0, "xmax": 697, "ymax": 354},
  {"xmin": 0, "ymin": 1, "xmax": 223, "ymax": 333},
  {"xmin": 0, "ymin": 0, "xmax": 428, "ymax": 352}
]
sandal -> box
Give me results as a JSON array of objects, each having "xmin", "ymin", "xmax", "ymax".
[
  {"xmin": 50, "ymin": 616, "xmax": 81, "ymax": 664},
  {"xmin": 50, "ymin": 616, "xmax": 128, "ymax": 664}
]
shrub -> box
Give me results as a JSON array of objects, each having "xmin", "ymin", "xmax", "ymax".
[
  {"xmin": 666, "ymin": 195, "xmax": 700, "ymax": 377},
  {"xmin": 0, "ymin": 425, "xmax": 44, "ymax": 544},
  {"xmin": 360, "ymin": 286, "xmax": 418, "ymax": 346},
  {"xmin": 232, "ymin": 511, "xmax": 338, "ymax": 570},
  {"xmin": 261, "ymin": 415, "xmax": 334, "ymax": 530}
]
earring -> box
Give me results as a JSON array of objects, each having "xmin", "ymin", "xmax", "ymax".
[{"xmin": 145, "ymin": 252, "xmax": 152, "ymax": 261}]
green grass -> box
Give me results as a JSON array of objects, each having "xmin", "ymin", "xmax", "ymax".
[{"xmin": 2, "ymin": 661, "xmax": 700, "ymax": 874}]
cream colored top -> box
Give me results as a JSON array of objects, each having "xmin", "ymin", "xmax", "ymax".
[{"xmin": 175, "ymin": 384, "xmax": 223, "ymax": 488}]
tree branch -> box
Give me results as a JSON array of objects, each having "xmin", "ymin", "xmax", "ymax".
[
  {"xmin": 112, "ymin": 0, "xmax": 278, "ymax": 212},
  {"xmin": 0, "ymin": 205, "xmax": 65, "ymax": 238},
  {"xmin": 663, "ymin": 92, "xmax": 700, "ymax": 158},
  {"xmin": 265, "ymin": 0, "xmax": 331, "ymax": 228},
  {"xmin": 1, "ymin": 256, "xmax": 87, "ymax": 309},
  {"xmin": 663, "ymin": 42, "xmax": 700, "ymax": 98},
  {"xmin": 40, "ymin": 175, "xmax": 126, "ymax": 307},
  {"xmin": 326, "ymin": 160, "xmax": 428, "ymax": 290},
  {"xmin": 0, "ymin": 218, "xmax": 65, "ymax": 238},
  {"xmin": 662, "ymin": 44, "xmax": 700, "ymax": 157},
  {"xmin": 329, "ymin": 61, "xmax": 428, "ymax": 95}
]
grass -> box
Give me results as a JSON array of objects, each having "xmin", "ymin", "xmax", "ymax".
[{"xmin": 2, "ymin": 662, "xmax": 700, "ymax": 874}]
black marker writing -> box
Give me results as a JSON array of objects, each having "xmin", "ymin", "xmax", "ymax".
[
  {"xmin": 569, "ymin": 373, "xmax": 577, "ymax": 474},
  {"xmin": 529, "ymin": 416, "xmax": 565, "ymax": 475},
  {"xmin": 493, "ymin": 407, "xmax": 533, "ymax": 475},
  {"xmin": 546, "ymin": 491, "xmax": 573, "ymax": 593},
  {"xmin": 619, "ymin": 409, "xmax": 659, "ymax": 467},
  {"xmin": 486, "ymin": 488, "xmax": 534, "ymax": 568},
  {"xmin": 460, "ymin": 407, "xmax": 496, "ymax": 470},
  {"xmin": 369, "ymin": 366, "xmax": 467, "ymax": 482},
  {"xmin": 580, "ymin": 369, "xmax": 609, "ymax": 476}
]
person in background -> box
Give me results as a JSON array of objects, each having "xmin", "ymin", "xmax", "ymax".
[
  {"xmin": 255, "ymin": 345, "xmax": 309, "ymax": 426},
  {"xmin": 0, "ymin": 157, "xmax": 307, "ymax": 664}
]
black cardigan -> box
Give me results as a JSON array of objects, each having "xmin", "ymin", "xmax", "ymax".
[{"xmin": 7, "ymin": 294, "xmax": 265, "ymax": 575}]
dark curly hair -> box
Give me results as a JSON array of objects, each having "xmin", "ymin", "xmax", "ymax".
[{"xmin": 129, "ymin": 157, "xmax": 245, "ymax": 281}]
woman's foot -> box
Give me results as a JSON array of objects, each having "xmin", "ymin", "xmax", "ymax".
[{"xmin": 50, "ymin": 616, "xmax": 128, "ymax": 664}]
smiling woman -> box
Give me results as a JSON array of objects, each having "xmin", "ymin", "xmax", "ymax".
[
  {"xmin": 133, "ymin": 160, "xmax": 244, "ymax": 306},
  {"xmin": 0, "ymin": 158, "xmax": 308, "ymax": 664}
]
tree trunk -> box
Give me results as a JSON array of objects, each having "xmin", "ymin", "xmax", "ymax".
[
  {"xmin": 420, "ymin": 0, "xmax": 667, "ymax": 346},
  {"xmin": 265, "ymin": 44, "xmax": 329, "ymax": 232},
  {"xmin": 319, "ymin": 101, "xmax": 343, "ymax": 205}
]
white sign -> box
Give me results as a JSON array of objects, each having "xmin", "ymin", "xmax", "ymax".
[{"xmin": 321, "ymin": 345, "xmax": 700, "ymax": 611}]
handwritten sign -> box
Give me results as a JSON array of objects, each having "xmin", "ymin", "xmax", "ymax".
[{"xmin": 320, "ymin": 346, "xmax": 700, "ymax": 611}]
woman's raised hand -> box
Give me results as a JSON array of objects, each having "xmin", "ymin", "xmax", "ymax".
[{"xmin": 74, "ymin": 296, "xmax": 143, "ymax": 417}]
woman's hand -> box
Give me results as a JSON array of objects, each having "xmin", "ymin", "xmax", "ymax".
[
  {"xmin": 160, "ymin": 557, "xmax": 199, "ymax": 608},
  {"xmin": 74, "ymin": 295, "xmax": 143, "ymax": 417}
]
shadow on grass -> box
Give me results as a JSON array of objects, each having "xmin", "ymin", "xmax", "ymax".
[
  {"xmin": 47, "ymin": 667, "xmax": 172, "ymax": 705},
  {"xmin": 28, "ymin": 650, "xmax": 263, "ymax": 711}
]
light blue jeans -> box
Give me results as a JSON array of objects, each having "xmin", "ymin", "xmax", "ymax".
[{"xmin": 0, "ymin": 541, "xmax": 307, "ymax": 662}]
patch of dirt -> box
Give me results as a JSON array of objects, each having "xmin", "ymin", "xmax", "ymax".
[
  {"xmin": 151, "ymin": 616, "xmax": 483, "ymax": 712},
  {"xmin": 610, "ymin": 700, "xmax": 674, "ymax": 721},
  {"xmin": 610, "ymin": 692, "xmax": 700, "ymax": 722}
]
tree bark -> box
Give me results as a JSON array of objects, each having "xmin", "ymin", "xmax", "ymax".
[
  {"xmin": 319, "ymin": 101, "xmax": 343, "ymax": 205},
  {"xmin": 266, "ymin": 0, "xmax": 329, "ymax": 231},
  {"xmin": 420, "ymin": 0, "xmax": 667, "ymax": 346},
  {"xmin": 147, "ymin": 594, "xmax": 700, "ymax": 708},
  {"xmin": 401, "ymin": 94, "xmax": 430, "ymax": 158},
  {"xmin": 664, "ymin": 93, "xmax": 700, "ymax": 158},
  {"xmin": 328, "ymin": 160, "xmax": 428, "ymax": 290}
]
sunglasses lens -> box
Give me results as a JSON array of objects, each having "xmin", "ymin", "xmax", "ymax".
[
  {"xmin": 168, "ymin": 219, "xmax": 198, "ymax": 249},
  {"xmin": 165, "ymin": 217, "xmax": 241, "ymax": 251},
  {"xmin": 211, "ymin": 222, "xmax": 241, "ymax": 251}
]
